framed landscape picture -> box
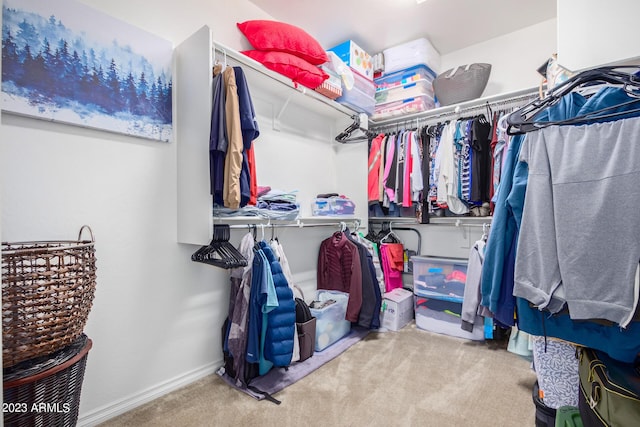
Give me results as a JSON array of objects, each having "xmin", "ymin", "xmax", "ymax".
[{"xmin": 2, "ymin": 0, "xmax": 173, "ymax": 142}]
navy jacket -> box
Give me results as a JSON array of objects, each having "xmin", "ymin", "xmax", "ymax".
[{"xmin": 233, "ymin": 67, "xmax": 259, "ymax": 207}]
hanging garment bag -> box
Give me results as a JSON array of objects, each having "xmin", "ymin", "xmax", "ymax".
[{"xmin": 577, "ymin": 347, "xmax": 640, "ymax": 426}]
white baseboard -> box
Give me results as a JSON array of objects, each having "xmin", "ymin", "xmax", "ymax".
[{"xmin": 77, "ymin": 360, "xmax": 221, "ymax": 426}]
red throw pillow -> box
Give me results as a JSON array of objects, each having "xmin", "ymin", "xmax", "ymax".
[
  {"xmin": 237, "ymin": 20, "xmax": 328, "ymax": 65},
  {"xmin": 242, "ymin": 50, "xmax": 329, "ymax": 89}
]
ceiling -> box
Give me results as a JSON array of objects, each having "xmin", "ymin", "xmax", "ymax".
[{"xmin": 249, "ymin": 0, "xmax": 557, "ymax": 56}]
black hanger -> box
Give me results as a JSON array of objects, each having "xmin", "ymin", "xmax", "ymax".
[
  {"xmin": 191, "ymin": 224, "xmax": 248, "ymax": 269},
  {"xmin": 507, "ymin": 66, "xmax": 640, "ymax": 134},
  {"xmin": 335, "ymin": 114, "xmax": 376, "ymax": 143}
]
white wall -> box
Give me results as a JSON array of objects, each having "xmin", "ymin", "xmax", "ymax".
[
  {"xmin": 0, "ymin": 1, "xmax": 277, "ymax": 425},
  {"xmin": 557, "ymin": 0, "xmax": 640, "ymax": 71},
  {"xmin": 441, "ymin": 19, "xmax": 558, "ymax": 96}
]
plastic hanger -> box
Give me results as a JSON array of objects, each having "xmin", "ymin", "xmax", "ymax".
[
  {"xmin": 191, "ymin": 224, "xmax": 247, "ymax": 269},
  {"xmin": 335, "ymin": 114, "xmax": 376, "ymax": 143},
  {"xmin": 507, "ymin": 66, "xmax": 640, "ymax": 134},
  {"xmin": 378, "ymin": 222, "xmax": 400, "ymax": 244},
  {"xmin": 481, "ymin": 223, "xmax": 490, "ymax": 242}
]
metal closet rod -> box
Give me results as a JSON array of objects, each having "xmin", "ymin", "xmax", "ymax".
[{"xmin": 225, "ymin": 219, "xmax": 362, "ymax": 230}]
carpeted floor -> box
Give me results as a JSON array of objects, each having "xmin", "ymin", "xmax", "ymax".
[{"xmin": 99, "ymin": 323, "xmax": 537, "ymax": 427}]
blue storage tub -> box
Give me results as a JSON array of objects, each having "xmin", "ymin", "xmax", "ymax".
[{"xmin": 375, "ymin": 64, "xmax": 437, "ymax": 92}]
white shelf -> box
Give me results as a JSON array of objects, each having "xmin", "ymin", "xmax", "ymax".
[
  {"xmin": 175, "ymin": 26, "xmax": 364, "ymax": 245},
  {"xmin": 213, "ymin": 41, "xmax": 355, "ymax": 123}
]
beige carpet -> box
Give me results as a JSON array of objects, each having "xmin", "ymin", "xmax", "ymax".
[{"xmin": 99, "ymin": 323, "xmax": 537, "ymax": 427}]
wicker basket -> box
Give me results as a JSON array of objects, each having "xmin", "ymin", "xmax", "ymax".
[
  {"xmin": 2, "ymin": 226, "xmax": 97, "ymax": 368},
  {"xmin": 3, "ymin": 334, "xmax": 92, "ymax": 427},
  {"xmin": 433, "ymin": 63, "xmax": 492, "ymax": 106}
]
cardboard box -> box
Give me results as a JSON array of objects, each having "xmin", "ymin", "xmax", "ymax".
[
  {"xmin": 328, "ymin": 40, "xmax": 373, "ymax": 80},
  {"xmin": 380, "ymin": 288, "xmax": 414, "ymax": 331}
]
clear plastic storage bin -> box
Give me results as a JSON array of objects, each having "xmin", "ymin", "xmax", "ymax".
[
  {"xmin": 375, "ymin": 64, "xmax": 437, "ymax": 92},
  {"xmin": 375, "ymin": 80, "xmax": 435, "ymax": 105},
  {"xmin": 311, "ymin": 197, "xmax": 356, "ymax": 216},
  {"xmin": 412, "ymin": 256, "xmax": 468, "ymax": 302},
  {"xmin": 372, "ymin": 94, "xmax": 435, "ymax": 120},
  {"xmin": 411, "ymin": 256, "xmax": 484, "ymax": 341},
  {"xmin": 335, "ymin": 66, "xmax": 376, "ymax": 115},
  {"xmin": 414, "ymin": 296, "xmax": 484, "ymax": 341},
  {"xmin": 309, "ymin": 290, "xmax": 351, "ymax": 351}
]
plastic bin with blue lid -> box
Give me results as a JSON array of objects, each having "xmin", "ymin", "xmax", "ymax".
[
  {"xmin": 374, "ymin": 64, "xmax": 437, "ymax": 92},
  {"xmin": 375, "ymin": 79, "xmax": 434, "ymax": 105}
]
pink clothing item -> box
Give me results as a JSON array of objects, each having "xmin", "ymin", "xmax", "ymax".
[
  {"xmin": 380, "ymin": 243, "xmax": 404, "ymax": 292},
  {"xmin": 403, "ymin": 131, "xmax": 413, "ymax": 207},
  {"xmin": 368, "ymin": 134, "xmax": 384, "ymax": 202},
  {"xmin": 384, "ymin": 134, "xmax": 396, "ymax": 202},
  {"xmin": 378, "ymin": 135, "xmax": 387, "ymax": 202}
]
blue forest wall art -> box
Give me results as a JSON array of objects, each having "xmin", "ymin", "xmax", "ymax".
[{"xmin": 2, "ymin": 0, "xmax": 173, "ymax": 142}]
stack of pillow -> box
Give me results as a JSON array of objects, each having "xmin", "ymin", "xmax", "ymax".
[{"xmin": 238, "ymin": 20, "xmax": 329, "ymax": 90}]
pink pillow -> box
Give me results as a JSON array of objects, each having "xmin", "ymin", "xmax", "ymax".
[
  {"xmin": 241, "ymin": 50, "xmax": 329, "ymax": 89},
  {"xmin": 237, "ymin": 20, "xmax": 328, "ymax": 65}
]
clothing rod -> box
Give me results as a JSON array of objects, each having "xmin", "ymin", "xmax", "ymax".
[
  {"xmin": 224, "ymin": 219, "xmax": 362, "ymax": 230},
  {"xmin": 390, "ymin": 227, "xmax": 422, "ymax": 254},
  {"xmin": 453, "ymin": 219, "xmax": 491, "ymax": 228}
]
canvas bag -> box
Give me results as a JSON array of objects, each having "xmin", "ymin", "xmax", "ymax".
[
  {"xmin": 295, "ymin": 298, "xmax": 316, "ymax": 362},
  {"xmin": 577, "ymin": 347, "xmax": 640, "ymax": 426}
]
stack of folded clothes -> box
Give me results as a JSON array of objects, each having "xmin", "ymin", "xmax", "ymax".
[
  {"xmin": 256, "ymin": 189, "xmax": 300, "ymax": 220},
  {"xmin": 213, "ymin": 187, "xmax": 300, "ymax": 220}
]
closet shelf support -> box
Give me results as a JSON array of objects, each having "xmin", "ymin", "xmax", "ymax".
[{"xmin": 273, "ymin": 95, "xmax": 292, "ymax": 131}]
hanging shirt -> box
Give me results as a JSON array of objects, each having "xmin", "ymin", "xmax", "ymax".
[
  {"xmin": 436, "ymin": 122, "xmax": 468, "ymax": 214},
  {"xmin": 226, "ymin": 232, "xmax": 255, "ymax": 385},
  {"xmin": 246, "ymin": 247, "xmax": 278, "ymax": 366},
  {"xmin": 396, "ymin": 132, "xmax": 405, "ymax": 206},
  {"xmin": 210, "ymin": 67, "xmax": 227, "ymax": 205},
  {"xmin": 317, "ymin": 232, "xmax": 363, "ymax": 322},
  {"xmin": 384, "ymin": 134, "xmax": 397, "ymax": 205},
  {"xmin": 378, "ymin": 135, "xmax": 388, "ymax": 203},
  {"xmin": 515, "ymin": 106, "xmax": 640, "ymax": 327},
  {"xmin": 368, "ymin": 134, "xmax": 384, "ymax": 203},
  {"xmin": 233, "ymin": 67, "xmax": 260, "ymax": 208},
  {"xmin": 346, "ymin": 231, "xmax": 382, "ymax": 329},
  {"xmin": 461, "ymin": 238, "xmax": 486, "ymax": 333},
  {"xmin": 380, "ymin": 242, "xmax": 404, "ymax": 292},
  {"xmin": 470, "ymin": 116, "xmax": 492, "ymax": 204},
  {"xmin": 481, "ymin": 92, "xmax": 585, "ymax": 317},
  {"xmin": 483, "ymin": 86, "xmax": 640, "ymax": 362},
  {"xmin": 223, "ymin": 67, "xmax": 244, "ymax": 209},
  {"xmin": 410, "ymin": 131, "xmax": 424, "ymax": 202},
  {"xmin": 401, "ymin": 131, "xmax": 410, "ymax": 207},
  {"xmin": 461, "ymin": 120, "xmax": 473, "ymax": 202}
]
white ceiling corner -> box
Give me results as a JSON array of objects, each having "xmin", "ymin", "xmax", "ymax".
[{"xmin": 248, "ymin": 0, "xmax": 557, "ymax": 56}]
